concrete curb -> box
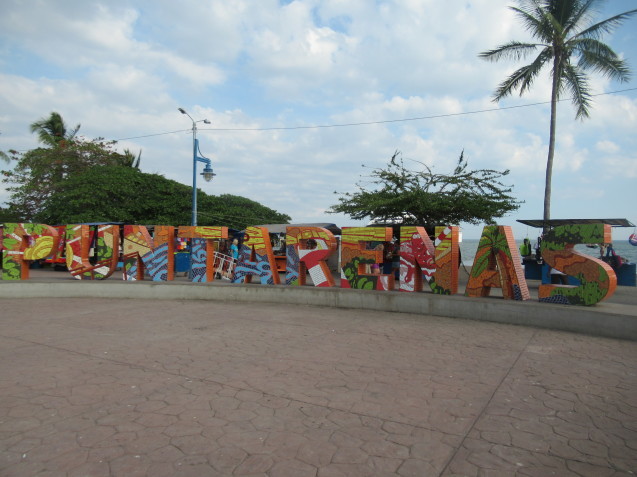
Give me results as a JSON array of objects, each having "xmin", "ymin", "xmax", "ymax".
[{"xmin": 2, "ymin": 279, "xmax": 636, "ymax": 341}]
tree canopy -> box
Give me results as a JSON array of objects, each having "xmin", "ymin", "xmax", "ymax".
[
  {"xmin": 480, "ymin": 0, "xmax": 637, "ymax": 229},
  {"xmin": 3, "ymin": 157, "xmax": 290, "ymax": 230},
  {"xmin": 2, "ymin": 137, "xmax": 128, "ymax": 220},
  {"xmin": 39, "ymin": 165, "xmax": 290, "ymax": 229},
  {"xmin": 329, "ymin": 151, "xmax": 521, "ymax": 231},
  {"xmin": 2, "ymin": 115, "xmax": 290, "ymax": 228}
]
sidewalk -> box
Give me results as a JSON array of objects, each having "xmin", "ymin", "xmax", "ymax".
[{"xmin": 1, "ymin": 297, "xmax": 636, "ymax": 476}]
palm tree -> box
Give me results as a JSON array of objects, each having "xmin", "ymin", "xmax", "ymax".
[
  {"xmin": 29, "ymin": 112, "xmax": 81, "ymax": 147},
  {"xmin": 120, "ymin": 148, "xmax": 142, "ymax": 169},
  {"xmin": 480, "ymin": 0, "xmax": 636, "ymax": 230}
]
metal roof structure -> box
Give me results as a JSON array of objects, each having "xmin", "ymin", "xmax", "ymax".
[
  {"xmin": 253, "ymin": 223, "xmax": 342, "ymax": 235},
  {"xmin": 517, "ymin": 218, "xmax": 634, "ymax": 228}
]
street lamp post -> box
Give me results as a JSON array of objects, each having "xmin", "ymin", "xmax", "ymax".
[{"xmin": 179, "ymin": 107, "xmax": 216, "ymax": 226}]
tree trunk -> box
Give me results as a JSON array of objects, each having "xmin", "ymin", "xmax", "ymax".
[{"xmin": 543, "ymin": 57, "xmax": 560, "ymax": 234}]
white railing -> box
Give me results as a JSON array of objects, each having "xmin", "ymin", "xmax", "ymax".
[{"xmin": 213, "ymin": 252, "xmax": 236, "ymax": 279}]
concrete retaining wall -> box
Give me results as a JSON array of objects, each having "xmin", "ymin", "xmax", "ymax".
[{"xmin": 1, "ymin": 280, "xmax": 636, "ymax": 341}]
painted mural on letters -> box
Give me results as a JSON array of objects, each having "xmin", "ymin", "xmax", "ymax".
[
  {"xmin": 232, "ymin": 226, "xmax": 280, "ymax": 285},
  {"xmin": 399, "ymin": 225, "xmax": 459, "ymax": 294},
  {"xmin": 539, "ymin": 223, "xmax": 616, "ymax": 306},
  {"xmin": 177, "ymin": 226, "xmax": 228, "ymax": 282},
  {"xmin": 0, "ymin": 221, "xmax": 622, "ymax": 306},
  {"xmin": 465, "ymin": 225, "xmax": 530, "ymax": 300},
  {"xmin": 285, "ymin": 226, "xmax": 337, "ymax": 287},
  {"xmin": 340, "ymin": 227, "xmax": 394, "ymax": 291},
  {"xmin": 65, "ymin": 224, "xmax": 119, "ymax": 280},
  {"xmin": 1, "ymin": 223, "xmax": 59, "ymax": 280},
  {"xmin": 123, "ymin": 225, "xmax": 175, "ymax": 281}
]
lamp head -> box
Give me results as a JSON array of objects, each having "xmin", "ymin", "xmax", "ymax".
[
  {"xmin": 201, "ymin": 165, "xmax": 216, "ymax": 182},
  {"xmin": 178, "ymin": 107, "xmax": 187, "ymax": 115},
  {"xmin": 203, "ymin": 119, "xmax": 211, "ymax": 124}
]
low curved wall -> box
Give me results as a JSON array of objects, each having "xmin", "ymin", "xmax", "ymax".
[{"xmin": 1, "ymin": 280, "xmax": 635, "ymax": 341}]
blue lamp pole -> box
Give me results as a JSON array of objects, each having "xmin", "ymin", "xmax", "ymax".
[{"xmin": 179, "ymin": 108, "xmax": 216, "ymax": 226}]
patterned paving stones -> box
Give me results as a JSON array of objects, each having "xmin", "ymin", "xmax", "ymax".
[{"xmin": 0, "ymin": 297, "xmax": 636, "ymax": 476}]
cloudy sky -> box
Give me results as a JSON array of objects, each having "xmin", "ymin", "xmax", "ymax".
[{"xmin": 1, "ymin": 0, "xmax": 636, "ymax": 240}]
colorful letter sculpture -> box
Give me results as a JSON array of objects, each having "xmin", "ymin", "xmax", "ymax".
[
  {"xmin": 340, "ymin": 227, "xmax": 394, "ymax": 290},
  {"xmin": 539, "ymin": 224, "xmax": 616, "ymax": 306},
  {"xmin": 285, "ymin": 226, "xmax": 337, "ymax": 287},
  {"xmin": 232, "ymin": 226, "xmax": 280, "ymax": 285},
  {"xmin": 465, "ymin": 225, "xmax": 530, "ymax": 300},
  {"xmin": 65, "ymin": 224, "xmax": 120, "ymax": 280},
  {"xmin": 399, "ymin": 226, "xmax": 459, "ymax": 294},
  {"xmin": 1, "ymin": 223, "xmax": 59, "ymax": 280},
  {"xmin": 178, "ymin": 226, "xmax": 228, "ymax": 282},
  {"xmin": 0, "ymin": 220, "xmax": 625, "ymax": 307},
  {"xmin": 122, "ymin": 225, "xmax": 175, "ymax": 281}
]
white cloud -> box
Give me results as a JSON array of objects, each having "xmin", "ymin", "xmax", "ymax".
[
  {"xmin": 1, "ymin": 0, "xmax": 636, "ymax": 232},
  {"xmin": 596, "ymin": 140, "xmax": 620, "ymax": 154}
]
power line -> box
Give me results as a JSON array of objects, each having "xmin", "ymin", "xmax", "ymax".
[
  {"xmin": 108, "ymin": 86, "xmax": 635, "ymax": 141},
  {"xmin": 114, "ymin": 128, "xmax": 191, "ymax": 142}
]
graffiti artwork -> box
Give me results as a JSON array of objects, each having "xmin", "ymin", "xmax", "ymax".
[
  {"xmin": 65, "ymin": 224, "xmax": 119, "ymax": 280},
  {"xmin": 539, "ymin": 224, "xmax": 616, "ymax": 305},
  {"xmin": 399, "ymin": 225, "xmax": 459, "ymax": 295},
  {"xmin": 177, "ymin": 226, "xmax": 228, "ymax": 282},
  {"xmin": 340, "ymin": 227, "xmax": 394, "ymax": 290},
  {"xmin": 1, "ymin": 223, "xmax": 59, "ymax": 280},
  {"xmin": 465, "ymin": 225, "xmax": 530, "ymax": 300},
  {"xmin": 0, "ymin": 221, "xmax": 623, "ymax": 306},
  {"xmin": 232, "ymin": 226, "xmax": 280, "ymax": 285},
  {"xmin": 285, "ymin": 225, "xmax": 337, "ymax": 287},
  {"xmin": 123, "ymin": 225, "xmax": 175, "ymax": 281}
]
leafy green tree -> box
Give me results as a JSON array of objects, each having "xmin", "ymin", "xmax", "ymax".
[
  {"xmin": 2, "ymin": 138, "xmax": 129, "ymax": 221},
  {"xmin": 0, "ymin": 207, "xmax": 21, "ymax": 222},
  {"xmin": 479, "ymin": 0, "xmax": 637, "ymax": 229},
  {"xmin": 39, "ymin": 165, "xmax": 291, "ymax": 228},
  {"xmin": 329, "ymin": 151, "xmax": 521, "ymax": 232},
  {"xmin": 30, "ymin": 112, "xmax": 81, "ymax": 147},
  {"xmin": 198, "ymin": 194, "xmax": 292, "ymax": 230}
]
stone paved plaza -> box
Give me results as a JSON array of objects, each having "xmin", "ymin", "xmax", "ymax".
[{"xmin": 0, "ymin": 297, "xmax": 636, "ymax": 476}]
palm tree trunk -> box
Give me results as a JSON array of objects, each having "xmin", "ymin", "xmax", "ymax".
[{"xmin": 543, "ymin": 57, "xmax": 560, "ymax": 234}]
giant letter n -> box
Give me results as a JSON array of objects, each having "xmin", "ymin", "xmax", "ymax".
[
  {"xmin": 122, "ymin": 225, "xmax": 175, "ymax": 281},
  {"xmin": 399, "ymin": 226, "xmax": 459, "ymax": 294}
]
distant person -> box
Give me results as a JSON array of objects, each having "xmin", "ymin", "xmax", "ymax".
[
  {"xmin": 383, "ymin": 242, "xmax": 394, "ymax": 274},
  {"xmin": 534, "ymin": 236, "xmax": 543, "ymax": 264},
  {"xmin": 230, "ymin": 238, "xmax": 239, "ymax": 260},
  {"xmin": 520, "ymin": 238, "xmax": 532, "ymax": 257},
  {"xmin": 604, "ymin": 244, "xmax": 624, "ymax": 270}
]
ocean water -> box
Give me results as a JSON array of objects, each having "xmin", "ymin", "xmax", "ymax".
[{"xmin": 460, "ymin": 238, "xmax": 637, "ymax": 267}]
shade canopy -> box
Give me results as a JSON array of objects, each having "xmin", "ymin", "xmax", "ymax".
[
  {"xmin": 253, "ymin": 223, "xmax": 342, "ymax": 235},
  {"xmin": 516, "ymin": 218, "xmax": 634, "ymax": 228}
]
